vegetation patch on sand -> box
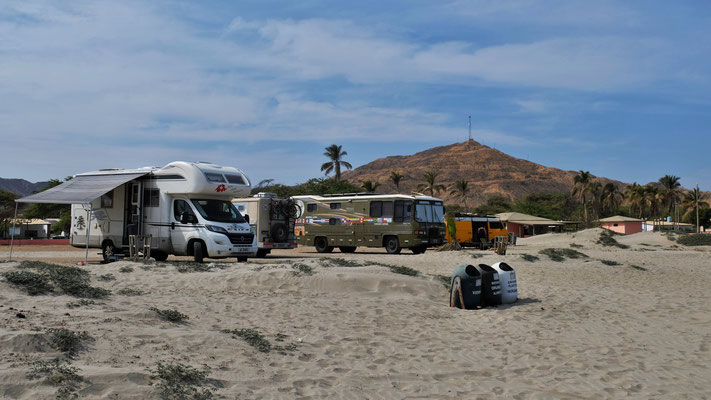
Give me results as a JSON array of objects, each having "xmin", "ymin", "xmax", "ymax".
[
  {"xmin": 539, "ymin": 248, "xmax": 589, "ymax": 262},
  {"xmin": 677, "ymin": 234, "xmax": 711, "ymax": 246},
  {"xmin": 118, "ymin": 266, "xmax": 134, "ymax": 273},
  {"xmin": 597, "ymin": 230, "xmax": 630, "ymax": 249},
  {"xmin": 66, "ymin": 299, "xmax": 98, "ymax": 308},
  {"xmin": 117, "ymin": 287, "xmax": 144, "ymax": 296},
  {"xmin": 28, "ymin": 359, "xmax": 83, "ymax": 400},
  {"xmin": 319, "ymin": 257, "xmax": 362, "ymax": 268},
  {"xmin": 629, "ymin": 264, "xmax": 648, "ymax": 271},
  {"xmin": 520, "ymin": 254, "xmax": 540, "ymax": 262},
  {"xmin": 150, "ymin": 362, "xmax": 215, "ymax": 400},
  {"xmin": 291, "ymin": 263, "xmax": 314, "ymax": 276},
  {"xmin": 98, "ymin": 273, "xmax": 116, "ymax": 281},
  {"xmin": 600, "ymin": 259, "xmax": 621, "ymax": 266},
  {"xmin": 151, "ymin": 307, "xmax": 189, "ymax": 323},
  {"xmin": 435, "ymin": 274, "xmax": 451, "ymax": 288},
  {"xmin": 569, "ymin": 243, "xmax": 583, "ymax": 249},
  {"xmin": 222, "ymin": 328, "xmax": 299, "ymax": 354},
  {"xmin": 2, "ymin": 261, "xmax": 111, "ymax": 298},
  {"xmin": 47, "ymin": 328, "xmax": 93, "ymax": 356}
]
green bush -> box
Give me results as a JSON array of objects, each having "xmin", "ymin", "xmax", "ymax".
[
  {"xmin": 28, "ymin": 359, "xmax": 82, "ymax": 400},
  {"xmin": 597, "ymin": 230, "xmax": 630, "ymax": 249},
  {"xmin": 151, "ymin": 307, "xmax": 189, "ymax": 323},
  {"xmin": 539, "ymin": 248, "xmax": 588, "ymax": 262},
  {"xmin": 4, "ymin": 261, "xmax": 110, "ymax": 298},
  {"xmin": 150, "ymin": 362, "xmax": 214, "ymax": 400},
  {"xmin": 677, "ymin": 234, "xmax": 711, "ymax": 246},
  {"xmin": 520, "ymin": 254, "xmax": 540, "ymax": 262},
  {"xmin": 291, "ymin": 263, "xmax": 314, "ymax": 276},
  {"xmin": 600, "ymin": 260, "xmax": 621, "ymax": 266},
  {"xmin": 47, "ymin": 328, "xmax": 92, "ymax": 356},
  {"xmin": 222, "ymin": 328, "xmax": 271, "ymax": 353}
]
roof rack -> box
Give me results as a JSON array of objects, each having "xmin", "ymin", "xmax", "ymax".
[{"xmin": 319, "ymin": 192, "xmax": 377, "ymax": 197}]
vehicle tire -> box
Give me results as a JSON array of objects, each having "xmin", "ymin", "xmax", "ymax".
[
  {"xmin": 152, "ymin": 251, "xmax": 168, "ymax": 262},
  {"xmin": 314, "ymin": 237, "xmax": 334, "ymax": 253},
  {"xmin": 255, "ymin": 249, "xmax": 269, "ymax": 258},
  {"xmin": 237, "ymin": 256, "xmax": 248, "ymax": 262},
  {"xmin": 339, "ymin": 246, "xmax": 357, "ymax": 253},
  {"xmin": 385, "ymin": 236, "xmax": 401, "ymax": 254},
  {"xmin": 193, "ymin": 241, "xmax": 205, "ymax": 263},
  {"xmin": 411, "ymin": 245, "xmax": 426, "ymax": 254},
  {"xmin": 101, "ymin": 241, "xmax": 115, "ymax": 263},
  {"xmin": 271, "ymin": 223, "xmax": 289, "ymax": 242}
]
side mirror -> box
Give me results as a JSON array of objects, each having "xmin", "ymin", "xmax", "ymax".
[
  {"xmin": 244, "ymin": 214, "xmax": 250, "ymax": 224},
  {"xmin": 180, "ymin": 212, "xmax": 193, "ymax": 224}
]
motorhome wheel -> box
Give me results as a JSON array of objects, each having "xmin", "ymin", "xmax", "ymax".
[
  {"xmin": 314, "ymin": 237, "xmax": 334, "ymax": 253},
  {"xmin": 411, "ymin": 245, "xmax": 427, "ymax": 254},
  {"xmin": 152, "ymin": 251, "xmax": 168, "ymax": 262},
  {"xmin": 385, "ymin": 236, "xmax": 401, "ymax": 254},
  {"xmin": 237, "ymin": 256, "xmax": 248, "ymax": 262},
  {"xmin": 339, "ymin": 246, "xmax": 357, "ymax": 253},
  {"xmin": 193, "ymin": 241, "xmax": 205, "ymax": 263}
]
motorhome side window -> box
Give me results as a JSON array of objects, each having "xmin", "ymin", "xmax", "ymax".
[
  {"xmin": 174, "ymin": 200, "xmax": 195, "ymax": 221},
  {"xmin": 143, "ymin": 188, "xmax": 159, "ymax": 207},
  {"xmin": 394, "ymin": 200, "xmax": 412, "ymax": 222},
  {"xmin": 100, "ymin": 190, "xmax": 113, "ymax": 208},
  {"xmin": 205, "ymin": 172, "xmax": 225, "ymax": 183},
  {"xmin": 489, "ymin": 221, "xmax": 504, "ymax": 229},
  {"xmin": 224, "ymin": 174, "xmax": 244, "ymax": 184},
  {"xmin": 329, "ymin": 203, "xmax": 341, "ymax": 209},
  {"xmin": 369, "ymin": 201, "xmax": 393, "ymax": 218},
  {"xmin": 307, "ymin": 204, "xmax": 317, "ymax": 212}
]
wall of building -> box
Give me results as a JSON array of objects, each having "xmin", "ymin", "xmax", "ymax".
[{"xmin": 602, "ymin": 222, "xmax": 642, "ymax": 234}]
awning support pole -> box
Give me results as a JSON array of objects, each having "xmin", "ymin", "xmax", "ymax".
[
  {"xmin": 9, "ymin": 203, "xmax": 18, "ymax": 261},
  {"xmin": 84, "ymin": 204, "xmax": 92, "ymax": 266}
]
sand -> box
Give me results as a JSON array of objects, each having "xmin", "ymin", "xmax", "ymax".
[{"xmin": 1, "ymin": 229, "xmax": 710, "ymax": 399}]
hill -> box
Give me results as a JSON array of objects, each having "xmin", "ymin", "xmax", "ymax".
[
  {"xmin": 341, "ymin": 140, "xmax": 623, "ymax": 205},
  {"xmin": 0, "ymin": 178, "xmax": 49, "ymax": 197}
]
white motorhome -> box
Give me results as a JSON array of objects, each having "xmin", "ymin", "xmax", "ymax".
[
  {"xmin": 232, "ymin": 193, "xmax": 299, "ymax": 257},
  {"xmin": 70, "ymin": 161, "xmax": 257, "ymax": 262}
]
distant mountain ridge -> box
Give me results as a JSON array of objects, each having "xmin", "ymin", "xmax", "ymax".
[
  {"xmin": 0, "ymin": 178, "xmax": 49, "ymax": 197},
  {"xmin": 341, "ymin": 140, "xmax": 626, "ymax": 205}
]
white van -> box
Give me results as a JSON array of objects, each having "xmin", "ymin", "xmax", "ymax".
[{"xmin": 70, "ymin": 161, "xmax": 257, "ymax": 262}]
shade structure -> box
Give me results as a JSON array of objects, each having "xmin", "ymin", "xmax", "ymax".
[
  {"xmin": 10, "ymin": 171, "xmax": 148, "ymax": 264},
  {"xmin": 16, "ymin": 172, "xmax": 148, "ymax": 204}
]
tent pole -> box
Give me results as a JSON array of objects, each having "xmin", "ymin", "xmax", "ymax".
[
  {"xmin": 9, "ymin": 203, "xmax": 18, "ymax": 261},
  {"xmin": 85, "ymin": 204, "xmax": 92, "ymax": 266}
]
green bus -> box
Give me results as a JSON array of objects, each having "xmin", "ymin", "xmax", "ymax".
[{"xmin": 293, "ymin": 193, "xmax": 446, "ymax": 254}]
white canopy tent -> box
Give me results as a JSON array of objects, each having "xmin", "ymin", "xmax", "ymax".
[{"xmin": 9, "ymin": 172, "xmax": 148, "ymax": 265}]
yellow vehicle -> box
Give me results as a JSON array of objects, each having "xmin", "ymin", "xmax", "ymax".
[{"xmin": 446, "ymin": 214, "xmax": 508, "ymax": 247}]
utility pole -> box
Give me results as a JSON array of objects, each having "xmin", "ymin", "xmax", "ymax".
[{"xmin": 468, "ymin": 116, "xmax": 472, "ymax": 141}]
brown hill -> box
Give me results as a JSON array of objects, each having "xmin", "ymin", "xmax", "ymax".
[{"xmin": 341, "ymin": 140, "xmax": 623, "ymax": 205}]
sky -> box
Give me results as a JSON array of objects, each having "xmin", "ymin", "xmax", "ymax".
[{"xmin": 1, "ymin": 0, "xmax": 710, "ymax": 190}]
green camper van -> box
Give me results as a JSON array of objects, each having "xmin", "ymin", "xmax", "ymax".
[{"xmin": 292, "ymin": 193, "xmax": 446, "ymax": 254}]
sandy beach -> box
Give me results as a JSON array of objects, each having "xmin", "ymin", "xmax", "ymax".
[{"xmin": 1, "ymin": 228, "xmax": 710, "ymax": 399}]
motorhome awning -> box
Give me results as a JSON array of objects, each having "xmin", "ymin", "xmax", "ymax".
[{"xmin": 16, "ymin": 173, "xmax": 148, "ymax": 204}]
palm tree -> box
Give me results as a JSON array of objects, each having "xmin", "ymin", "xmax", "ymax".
[
  {"xmin": 659, "ymin": 175, "xmax": 682, "ymax": 216},
  {"xmin": 625, "ymin": 183, "xmax": 646, "ymax": 218},
  {"xmin": 450, "ymin": 180, "xmax": 471, "ymax": 211},
  {"xmin": 361, "ymin": 180, "xmax": 381, "ymax": 193},
  {"xmin": 588, "ymin": 180, "xmax": 603, "ymax": 221},
  {"xmin": 417, "ymin": 171, "xmax": 446, "ymax": 197},
  {"xmin": 320, "ymin": 144, "xmax": 352, "ymax": 181},
  {"xmin": 390, "ymin": 171, "xmax": 403, "ymax": 193},
  {"xmin": 600, "ymin": 183, "xmax": 623, "ymax": 217},
  {"xmin": 643, "ymin": 185, "xmax": 662, "ymax": 219},
  {"xmin": 682, "ymin": 186, "xmax": 710, "ymax": 233},
  {"xmin": 571, "ymin": 171, "xmax": 593, "ymax": 223}
]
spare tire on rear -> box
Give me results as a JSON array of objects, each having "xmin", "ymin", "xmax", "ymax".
[{"xmin": 271, "ymin": 223, "xmax": 289, "ymax": 242}]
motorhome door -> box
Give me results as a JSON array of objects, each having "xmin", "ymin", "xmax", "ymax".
[{"xmin": 170, "ymin": 199, "xmax": 197, "ymax": 255}]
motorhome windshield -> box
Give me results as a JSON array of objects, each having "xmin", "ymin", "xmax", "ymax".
[
  {"xmin": 191, "ymin": 199, "xmax": 246, "ymax": 223},
  {"xmin": 415, "ymin": 201, "xmax": 444, "ymax": 223}
]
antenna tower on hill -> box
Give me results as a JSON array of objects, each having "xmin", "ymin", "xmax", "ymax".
[{"xmin": 468, "ymin": 115, "xmax": 472, "ymax": 141}]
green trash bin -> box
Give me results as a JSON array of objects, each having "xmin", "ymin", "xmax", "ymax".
[{"xmin": 450, "ymin": 264, "xmax": 483, "ymax": 309}]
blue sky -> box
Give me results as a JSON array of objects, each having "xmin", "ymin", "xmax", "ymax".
[{"xmin": 1, "ymin": 1, "xmax": 710, "ymax": 190}]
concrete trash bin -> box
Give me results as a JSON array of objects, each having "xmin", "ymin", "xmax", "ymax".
[
  {"xmin": 476, "ymin": 264, "xmax": 502, "ymax": 306},
  {"xmin": 449, "ymin": 264, "xmax": 482, "ymax": 309},
  {"xmin": 491, "ymin": 262, "xmax": 518, "ymax": 304}
]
